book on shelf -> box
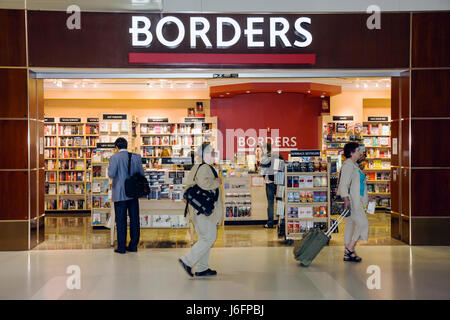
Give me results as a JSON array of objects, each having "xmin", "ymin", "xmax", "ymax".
[
  {"xmin": 110, "ymin": 123, "xmax": 119, "ymax": 132},
  {"xmin": 99, "ymin": 123, "xmax": 108, "ymax": 132}
]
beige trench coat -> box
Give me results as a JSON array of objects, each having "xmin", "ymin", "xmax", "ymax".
[{"xmin": 184, "ymin": 163, "xmax": 223, "ymax": 225}]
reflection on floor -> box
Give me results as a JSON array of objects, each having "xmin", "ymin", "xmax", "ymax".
[
  {"xmin": 35, "ymin": 212, "xmax": 404, "ymax": 250},
  {"xmin": 3, "ymin": 246, "xmax": 450, "ymax": 299}
]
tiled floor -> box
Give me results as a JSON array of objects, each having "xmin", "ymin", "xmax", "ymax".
[
  {"xmin": 35, "ymin": 212, "xmax": 404, "ymax": 250},
  {"xmin": 1, "ymin": 246, "xmax": 449, "ymax": 299}
]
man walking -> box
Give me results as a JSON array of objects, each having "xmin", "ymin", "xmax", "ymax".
[{"xmin": 108, "ymin": 137, "xmax": 145, "ymax": 254}]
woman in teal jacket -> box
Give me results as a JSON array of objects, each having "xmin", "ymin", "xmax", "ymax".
[{"xmin": 337, "ymin": 142, "xmax": 369, "ymax": 262}]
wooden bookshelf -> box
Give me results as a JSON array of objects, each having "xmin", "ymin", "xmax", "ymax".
[{"xmin": 44, "ymin": 117, "xmax": 99, "ymax": 213}]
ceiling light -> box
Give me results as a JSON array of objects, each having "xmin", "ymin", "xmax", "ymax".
[
  {"xmin": 246, "ymin": 91, "xmax": 250, "ymax": 94},
  {"xmin": 277, "ymin": 90, "xmax": 282, "ymax": 94},
  {"xmin": 220, "ymin": 95, "xmax": 224, "ymax": 97},
  {"xmin": 74, "ymin": 83, "xmax": 78, "ymax": 88},
  {"xmin": 356, "ymin": 84, "xmax": 360, "ymax": 88},
  {"xmin": 226, "ymin": 92, "xmax": 230, "ymax": 95},
  {"xmin": 363, "ymin": 83, "xmax": 368, "ymax": 88},
  {"xmin": 81, "ymin": 83, "xmax": 86, "ymax": 88},
  {"xmin": 307, "ymin": 90, "xmax": 311, "ymax": 94},
  {"xmin": 56, "ymin": 81, "xmax": 62, "ymax": 88},
  {"xmin": 386, "ymin": 83, "xmax": 390, "ymax": 88},
  {"xmin": 375, "ymin": 83, "xmax": 379, "ymax": 88},
  {"xmin": 320, "ymin": 95, "xmax": 325, "ymax": 98},
  {"xmin": 93, "ymin": 83, "xmax": 97, "ymax": 88}
]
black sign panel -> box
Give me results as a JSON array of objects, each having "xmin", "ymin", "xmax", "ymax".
[
  {"xmin": 60, "ymin": 118, "xmax": 81, "ymax": 123},
  {"xmin": 368, "ymin": 117, "xmax": 389, "ymax": 122},
  {"xmin": 184, "ymin": 117, "xmax": 205, "ymax": 123},
  {"xmin": 290, "ymin": 149, "xmax": 321, "ymax": 157},
  {"xmin": 44, "ymin": 118, "xmax": 55, "ymax": 123},
  {"xmin": 148, "ymin": 118, "xmax": 169, "ymax": 123},
  {"xmin": 103, "ymin": 114, "xmax": 127, "ymax": 120},
  {"xmin": 96, "ymin": 143, "xmax": 116, "ymax": 149},
  {"xmin": 333, "ymin": 116, "xmax": 354, "ymax": 121},
  {"xmin": 162, "ymin": 157, "xmax": 192, "ymax": 165},
  {"xmin": 87, "ymin": 118, "xmax": 99, "ymax": 123}
]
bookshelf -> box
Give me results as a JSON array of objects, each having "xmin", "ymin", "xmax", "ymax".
[
  {"xmin": 284, "ymin": 159, "xmax": 331, "ymax": 240},
  {"xmin": 362, "ymin": 121, "xmax": 391, "ymax": 211},
  {"xmin": 136, "ymin": 116, "xmax": 217, "ymax": 230},
  {"xmin": 44, "ymin": 117, "xmax": 99, "ymax": 213}
]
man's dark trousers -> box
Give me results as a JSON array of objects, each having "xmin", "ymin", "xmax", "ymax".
[
  {"xmin": 114, "ymin": 198, "xmax": 140, "ymax": 251},
  {"xmin": 265, "ymin": 183, "xmax": 277, "ymax": 227}
]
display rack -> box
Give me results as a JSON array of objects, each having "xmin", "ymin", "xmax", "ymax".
[
  {"xmin": 44, "ymin": 117, "xmax": 98, "ymax": 214},
  {"xmin": 284, "ymin": 159, "xmax": 331, "ymax": 240},
  {"xmin": 362, "ymin": 121, "xmax": 391, "ymax": 210}
]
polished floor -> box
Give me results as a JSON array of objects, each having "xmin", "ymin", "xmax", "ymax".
[
  {"xmin": 36, "ymin": 212, "xmax": 403, "ymax": 250},
  {"xmin": 1, "ymin": 246, "xmax": 449, "ymax": 299}
]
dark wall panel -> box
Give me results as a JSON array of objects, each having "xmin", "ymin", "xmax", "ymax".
[
  {"xmin": 391, "ymin": 77, "xmax": 400, "ymax": 121},
  {"xmin": 30, "ymin": 170, "xmax": 37, "ymax": 219},
  {"xmin": 411, "ymin": 169, "xmax": 450, "ymax": 217},
  {"xmin": 391, "ymin": 167, "xmax": 400, "ymax": 213},
  {"xmin": 0, "ymin": 171, "xmax": 28, "ymax": 220},
  {"xmin": 27, "ymin": 11, "xmax": 410, "ymax": 69},
  {"xmin": 0, "ymin": 69, "xmax": 28, "ymax": 118},
  {"xmin": 401, "ymin": 119, "xmax": 409, "ymax": 167},
  {"xmin": 391, "ymin": 120, "xmax": 399, "ymax": 166},
  {"xmin": 400, "ymin": 72, "xmax": 410, "ymax": 119},
  {"xmin": 412, "ymin": 12, "xmax": 450, "ymax": 68},
  {"xmin": 0, "ymin": 9, "xmax": 26, "ymax": 67},
  {"xmin": 401, "ymin": 167, "xmax": 410, "ymax": 217},
  {"xmin": 411, "ymin": 218, "xmax": 450, "ymax": 245},
  {"xmin": 411, "ymin": 119, "xmax": 450, "ymax": 167},
  {"xmin": 0, "ymin": 120, "xmax": 28, "ymax": 169},
  {"xmin": 30, "ymin": 120, "xmax": 38, "ymax": 169},
  {"xmin": 411, "ymin": 70, "xmax": 450, "ymax": 118},
  {"xmin": 0, "ymin": 221, "xmax": 28, "ymax": 251}
]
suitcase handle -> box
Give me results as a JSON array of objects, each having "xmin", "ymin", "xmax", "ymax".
[{"xmin": 325, "ymin": 208, "xmax": 350, "ymax": 237}]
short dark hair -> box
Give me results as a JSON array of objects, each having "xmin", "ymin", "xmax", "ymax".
[
  {"xmin": 343, "ymin": 142, "xmax": 360, "ymax": 158},
  {"xmin": 114, "ymin": 137, "xmax": 128, "ymax": 150}
]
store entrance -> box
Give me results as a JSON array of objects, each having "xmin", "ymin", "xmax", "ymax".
[{"xmin": 36, "ymin": 72, "xmax": 405, "ymax": 250}]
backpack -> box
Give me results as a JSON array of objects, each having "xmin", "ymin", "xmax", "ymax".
[
  {"xmin": 183, "ymin": 163, "xmax": 219, "ymax": 217},
  {"xmin": 124, "ymin": 152, "xmax": 150, "ymax": 198}
]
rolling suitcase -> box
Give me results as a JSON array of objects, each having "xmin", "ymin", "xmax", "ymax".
[{"xmin": 293, "ymin": 208, "xmax": 350, "ymax": 267}]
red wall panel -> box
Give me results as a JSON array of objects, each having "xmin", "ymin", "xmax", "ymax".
[{"xmin": 210, "ymin": 92, "xmax": 322, "ymax": 159}]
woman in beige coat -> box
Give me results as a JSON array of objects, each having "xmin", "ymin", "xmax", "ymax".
[
  {"xmin": 337, "ymin": 142, "xmax": 369, "ymax": 262},
  {"xmin": 179, "ymin": 143, "xmax": 223, "ymax": 277}
]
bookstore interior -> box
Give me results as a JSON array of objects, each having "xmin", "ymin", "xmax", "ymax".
[{"xmin": 41, "ymin": 75, "xmax": 394, "ymax": 248}]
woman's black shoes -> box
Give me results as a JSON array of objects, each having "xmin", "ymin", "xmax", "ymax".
[
  {"xmin": 344, "ymin": 247, "xmax": 362, "ymax": 262},
  {"xmin": 178, "ymin": 258, "xmax": 193, "ymax": 277},
  {"xmin": 195, "ymin": 269, "xmax": 217, "ymax": 277}
]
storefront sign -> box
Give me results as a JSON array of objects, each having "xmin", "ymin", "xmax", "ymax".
[
  {"xmin": 290, "ymin": 149, "xmax": 321, "ymax": 157},
  {"xmin": 368, "ymin": 116, "xmax": 389, "ymax": 121},
  {"xmin": 129, "ymin": 16, "xmax": 313, "ymax": 49},
  {"xmin": 60, "ymin": 118, "xmax": 81, "ymax": 123},
  {"xmin": 44, "ymin": 118, "xmax": 55, "ymax": 123},
  {"xmin": 103, "ymin": 114, "xmax": 127, "ymax": 120},
  {"xmin": 332, "ymin": 116, "xmax": 354, "ymax": 121},
  {"xmin": 148, "ymin": 117, "xmax": 169, "ymax": 123},
  {"xmin": 161, "ymin": 157, "xmax": 192, "ymax": 165},
  {"xmin": 184, "ymin": 117, "xmax": 205, "ymax": 123},
  {"xmin": 96, "ymin": 143, "xmax": 116, "ymax": 149},
  {"xmin": 87, "ymin": 118, "xmax": 99, "ymax": 123}
]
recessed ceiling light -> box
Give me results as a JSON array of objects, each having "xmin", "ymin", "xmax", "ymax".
[
  {"xmin": 226, "ymin": 92, "xmax": 230, "ymax": 95},
  {"xmin": 277, "ymin": 90, "xmax": 282, "ymax": 94},
  {"xmin": 220, "ymin": 95, "xmax": 224, "ymax": 97},
  {"xmin": 320, "ymin": 95, "xmax": 325, "ymax": 98},
  {"xmin": 363, "ymin": 83, "xmax": 368, "ymax": 88},
  {"xmin": 307, "ymin": 90, "xmax": 311, "ymax": 94},
  {"xmin": 246, "ymin": 91, "xmax": 250, "ymax": 94}
]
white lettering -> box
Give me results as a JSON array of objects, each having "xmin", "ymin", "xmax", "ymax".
[
  {"xmin": 247, "ymin": 137, "xmax": 256, "ymax": 147},
  {"xmin": 238, "ymin": 137, "xmax": 246, "ymax": 147},
  {"xmin": 156, "ymin": 16, "xmax": 185, "ymax": 48},
  {"xmin": 66, "ymin": 5, "xmax": 81, "ymax": 30},
  {"xmin": 294, "ymin": 17, "xmax": 312, "ymax": 47},
  {"xmin": 217, "ymin": 17, "xmax": 241, "ymax": 48},
  {"xmin": 270, "ymin": 17, "xmax": 291, "ymax": 47},
  {"xmin": 66, "ymin": 265, "xmax": 81, "ymax": 290},
  {"xmin": 366, "ymin": 265, "xmax": 381, "ymax": 289},
  {"xmin": 291, "ymin": 137, "xmax": 297, "ymax": 146},
  {"xmin": 129, "ymin": 16, "xmax": 152, "ymax": 46},
  {"xmin": 190, "ymin": 17, "xmax": 212, "ymax": 48},
  {"xmin": 282, "ymin": 136, "xmax": 289, "ymax": 146},
  {"xmin": 366, "ymin": 5, "xmax": 381, "ymax": 30},
  {"xmin": 244, "ymin": 17, "xmax": 264, "ymax": 47}
]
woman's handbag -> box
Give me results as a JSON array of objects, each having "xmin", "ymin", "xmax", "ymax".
[{"xmin": 183, "ymin": 164, "xmax": 219, "ymax": 217}]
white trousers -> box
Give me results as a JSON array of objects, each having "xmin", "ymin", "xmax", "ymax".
[
  {"xmin": 344, "ymin": 196, "xmax": 369, "ymax": 244},
  {"xmin": 181, "ymin": 213, "xmax": 217, "ymax": 273}
]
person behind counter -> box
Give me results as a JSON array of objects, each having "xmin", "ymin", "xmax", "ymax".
[
  {"xmin": 260, "ymin": 143, "xmax": 284, "ymax": 229},
  {"xmin": 337, "ymin": 142, "xmax": 370, "ymax": 263}
]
